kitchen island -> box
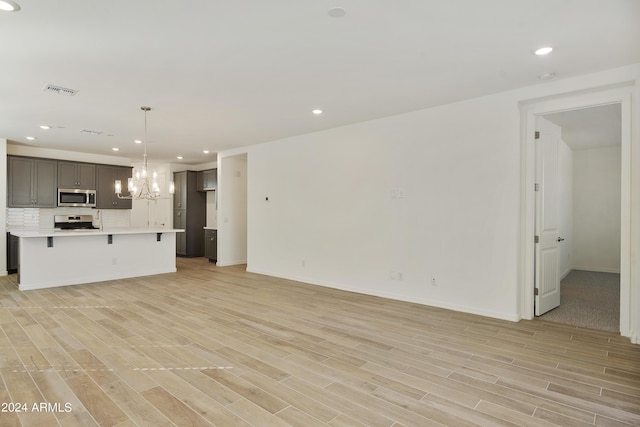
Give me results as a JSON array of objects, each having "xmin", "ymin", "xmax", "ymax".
[{"xmin": 10, "ymin": 228, "xmax": 184, "ymax": 290}]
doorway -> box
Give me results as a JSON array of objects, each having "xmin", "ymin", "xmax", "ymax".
[
  {"xmin": 519, "ymin": 86, "xmax": 632, "ymax": 337},
  {"xmin": 535, "ymin": 105, "xmax": 621, "ymax": 331}
]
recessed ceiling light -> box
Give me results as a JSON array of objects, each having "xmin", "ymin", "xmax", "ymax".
[
  {"xmin": 0, "ymin": 1, "xmax": 21, "ymax": 12},
  {"xmin": 134, "ymin": 139, "xmax": 142, "ymax": 144},
  {"xmin": 112, "ymin": 147, "xmax": 119, "ymax": 152},
  {"xmin": 177, "ymin": 156, "xmax": 183, "ymax": 160},
  {"xmin": 25, "ymin": 136, "xmax": 36, "ymax": 140},
  {"xmin": 312, "ymin": 109, "xmax": 323, "ymax": 115},
  {"xmin": 328, "ymin": 7, "xmax": 346, "ymax": 18},
  {"xmin": 535, "ymin": 46, "xmax": 553, "ymax": 56},
  {"xmin": 39, "ymin": 125, "xmax": 51, "ymax": 130},
  {"xmin": 203, "ymin": 150, "xmax": 210, "ymax": 154}
]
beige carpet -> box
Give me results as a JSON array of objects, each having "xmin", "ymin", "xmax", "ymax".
[{"xmin": 539, "ymin": 270, "xmax": 620, "ymax": 332}]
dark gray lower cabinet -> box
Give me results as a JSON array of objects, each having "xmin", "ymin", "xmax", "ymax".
[
  {"xmin": 204, "ymin": 229, "xmax": 217, "ymax": 262},
  {"xmin": 6, "ymin": 233, "xmax": 19, "ymax": 274},
  {"xmin": 174, "ymin": 207, "xmax": 204, "ymax": 256},
  {"xmin": 174, "ymin": 210, "xmax": 187, "ymax": 255},
  {"xmin": 173, "ymin": 171, "xmax": 206, "ymax": 257}
]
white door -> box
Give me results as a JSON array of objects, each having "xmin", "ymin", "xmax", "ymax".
[{"xmin": 535, "ymin": 118, "xmax": 562, "ymax": 315}]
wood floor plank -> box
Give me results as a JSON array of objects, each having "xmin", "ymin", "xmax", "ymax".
[
  {"xmin": 99, "ymin": 379, "xmax": 173, "ymax": 426},
  {"xmin": 0, "ymin": 379, "xmax": 65, "ymax": 425},
  {"xmin": 201, "ymin": 368, "xmax": 289, "ymax": 414},
  {"xmin": 140, "ymin": 386, "xmax": 211, "ymax": 426},
  {"xmin": 240, "ymin": 370, "xmax": 339, "ymax": 423},
  {"xmin": 65, "ymin": 373, "xmax": 128, "ymax": 426},
  {"xmin": 0, "ymin": 257, "xmax": 637, "ymax": 426},
  {"xmin": 281, "ymin": 376, "xmax": 395, "ymax": 427}
]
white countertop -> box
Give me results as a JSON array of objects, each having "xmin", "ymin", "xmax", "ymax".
[{"xmin": 10, "ymin": 228, "xmax": 185, "ymax": 238}]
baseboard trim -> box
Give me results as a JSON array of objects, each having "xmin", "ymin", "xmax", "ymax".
[
  {"xmin": 246, "ymin": 267, "xmax": 520, "ymax": 323},
  {"xmin": 217, "ymin": 259, "xmax": 247, "ymax": 267},
  {"xmin": 571, "ymin": 266, "xmax": 621, "ymax": 274}
]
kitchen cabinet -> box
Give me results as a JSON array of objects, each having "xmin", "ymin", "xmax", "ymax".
[
  {"xmin": 96, "ymin": 165, "xmax": 133, "ymax": 209},
  {"xmin": 204, "ymin": 229, "xmax": 217, "ymax": 262},
  {"xmin": 173, "ymin": 170, "xmax": 187, "ymax": 209},
  {"xmin": 58, "ymin": 161, "xmax": 96, "ymax": 189},
  {"xmin": 173, "ymin": 171, "xmax": 205, "ymax": 256},
  {"xmin": 174, "ymin": 210, "xmax": 187, "ymax": 255},
  {"xmin": 197, "ymin": 169, "xmax": 217, "ymax": 191},
  {"xmin": 8, "ymin": 156, "xmax": 58, "ymax": 207},
  {"xmin": 6, "ymin": 233, "xmax": 19, "ymax": 274}
]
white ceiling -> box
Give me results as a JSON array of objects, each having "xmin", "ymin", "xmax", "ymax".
[
  {"xmin": 1, "ymin": 0, "xmax": 638, "ymax": 164},
  {"xmin": 544, "ymin": 104, "xmax": 622, "ymax": 151}
]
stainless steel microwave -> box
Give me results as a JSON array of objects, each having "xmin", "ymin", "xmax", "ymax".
[{"xmin": 58, "ymin": 188, "xmax": 97, "ymax": 207}]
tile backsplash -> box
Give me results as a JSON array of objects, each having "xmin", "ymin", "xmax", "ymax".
[{"xmin": 6, "ymin": 207, "xmax": 130, "ymax": 231}]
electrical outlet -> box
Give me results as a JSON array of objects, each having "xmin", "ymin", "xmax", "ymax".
[{"xmin": 431, "ymin": 277, "xmax": 437, "ymax": 286}]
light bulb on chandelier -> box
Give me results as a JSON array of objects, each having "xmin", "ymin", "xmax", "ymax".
[{"xmin": 115, "ymin": 106, "xmax": 174, "ymax": 200}]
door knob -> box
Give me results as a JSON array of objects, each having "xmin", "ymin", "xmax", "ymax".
[{"xmin": 557, "ymin": 237, "xmax": 565, "ymax": 242}]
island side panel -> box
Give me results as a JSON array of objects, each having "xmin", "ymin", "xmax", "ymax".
[{"xmin": 18, "ymin": 232, "xmax": 177, "ymax": 290}]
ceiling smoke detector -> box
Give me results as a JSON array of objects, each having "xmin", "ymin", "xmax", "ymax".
[
  {"xmin": 42, "ymin": 83, "xmax": 78, "ymax": 96},
  {"xmin": 328, "ymin": 7, "xmax": 346, "ymax": 18}
]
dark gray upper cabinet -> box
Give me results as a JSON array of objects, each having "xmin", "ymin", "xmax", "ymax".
[
  {"xmin": 58, "ymin": 161, "xmax": 96, "ymax": 189},
  {"xmin": 196, "ymin": 169, "xmax": 217, "ymax": 192},
  {"xmin": 8, "ymin": 156, "xmax": 58, "ymax": 207},
  {"xmin": 173, "ymin": 171, "xmax": 187, "ymax": 209},
  {"xmin": 96, "ymin": 165, "xmax": 132, "ymax": 209}
]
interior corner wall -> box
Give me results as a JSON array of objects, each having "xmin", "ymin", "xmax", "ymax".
[
  {"xmin": 572, "ymin": 146, "xmax": 622, "ymax": 273},
  {"xmin": 218, "ymin": 154, "xmax": 247, "ymax": 266},
  {"xmin": 245, "ymin": 92, "xmax": 522, "ymax": 321}
]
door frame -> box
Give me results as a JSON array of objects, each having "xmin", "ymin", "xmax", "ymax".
[{"xmin": 519, "ymin": 86, "xmax": 633, "ymax": 337}]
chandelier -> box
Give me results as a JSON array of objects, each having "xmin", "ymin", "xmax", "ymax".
[{"xmin": 115, "ymin": 106, "xmax": 174, "ymax": 200}]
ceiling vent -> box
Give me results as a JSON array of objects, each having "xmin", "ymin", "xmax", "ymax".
[
  {"xmin": 80, "ymin": 129, "xmax": 104, "ymax": 136},
  {"xmin": 42, "ymin": 83, "xmax": 78, "ymax": 96}
]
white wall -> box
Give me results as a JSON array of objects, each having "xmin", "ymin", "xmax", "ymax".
[
  {"xmin": 129, "ymin": 161, "xmax": 173, "ymax": 229},
  {"xmin": 558, "ymin": 127, "xmax": 574, "ymax": 279},
  {"xmin": 245, "ymin": 93, "xmax": 522, "ymax": 320},
  {"xmin": 206, "ymin": 192, "xmax": 217, "ymax": 228},
  {"xmin": 573, "ymin": 146, "xmax": 621, "ymax": 273},
  {"xmin": 218, "ymin": 154, "xmax": 247, "ymax": 266},
  {"xmin": 7, "ymin": 144, "xmax": 130, "ymax": 166},
  {"xmin": 218, "ymin": 63, "xmax": 640, "ymax": 326}
]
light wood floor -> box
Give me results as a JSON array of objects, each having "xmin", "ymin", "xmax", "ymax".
[{"xmin": 1, "ymin": 258, "xmax": 639, "ymax": 427}]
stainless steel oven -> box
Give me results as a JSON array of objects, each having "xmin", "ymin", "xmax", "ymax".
[
  {"xmin": 54, "ymin": 214, "xmax": 99, "ymax": 230},
  {"xmin": 57, "ymin": 188, "xmax": 96, "ymax": 207}
]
